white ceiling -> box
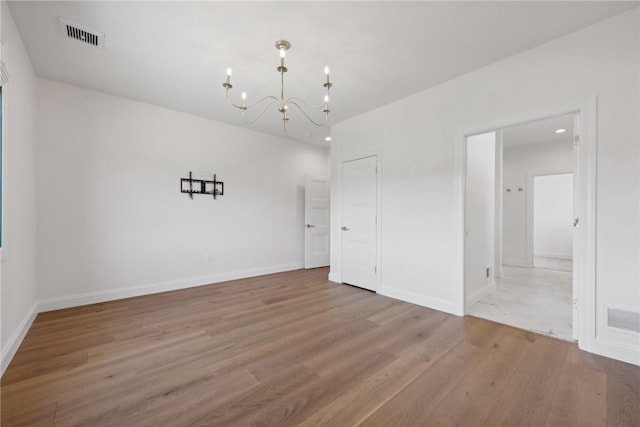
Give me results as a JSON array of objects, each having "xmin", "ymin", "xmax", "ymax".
[
  {"xmin": 502, "ymin": 114, "xmax": 575, "ymax": 147},
  {"xmin": 7, "ymin": 1, "xmax": 636, "ymax": 146}
]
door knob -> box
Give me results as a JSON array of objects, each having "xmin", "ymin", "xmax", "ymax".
[
  {"xmin": 306, "ymin": 224, "xmax": 315, "ymax": 228},
  {"xmin": 341, "ymin": 226, "xmax": 350, "ymax": 231}
]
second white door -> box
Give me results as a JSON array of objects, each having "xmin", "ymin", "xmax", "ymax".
[
  {"xmin": 342, "ymin": 156, "xmax": 377, "ymax": 291},
  {"xmin": 304, "ymin": 175, "xmax": 330, "ymax": 269}
]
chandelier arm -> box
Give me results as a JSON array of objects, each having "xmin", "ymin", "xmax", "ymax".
[
  {"xmin": 240, "ymin": 100, "xmax": 279, "ymax": 124},
  {"xmin": 225, "ymin": 94, "xmax": 244, "ymax": 110},
  {"xmin": 226, "ymin": 90, "xmax": 279, "ymax": 110},
  {"xmin": 288, "ymin": 101, "xmax": 324, "ymax": 126},
  {"xmin": 285, "ymin": 96, "xmax": 326, "ymax": 110},
  {"xmin": 245, "ymin": 95, "xmax": 280, "ymax": 109}
]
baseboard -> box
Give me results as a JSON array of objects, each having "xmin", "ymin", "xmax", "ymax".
[
  {"xmin": 503, "ymin": 259, "xmax": 530, "ymax": 268},
  {"xmin": 378, "ymin": 285, "xmax": 456, "ymax": 316},
  {"xmin": 465, "ymin": 280, "xmax": 496, "ymax": 309},
  {"xmin": 583, "ymin": 337, "xmax": 640, "ymax": 366},
  {"xmin": 533, "ymin": 252, "xmax": 573, "ymax": 260},
  {"xmin": 1, "ymin": 301, "xmax": 38, "ymax": 377},
  {"xmin": 38, "ymin": 262, "xmax": 304, "ymax": 313},
  {"xmin": 328, "ymin": 271, "xmax": 340, "ymax": 283}
]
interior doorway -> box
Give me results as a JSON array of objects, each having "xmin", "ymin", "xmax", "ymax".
[{"xmin": 465, "ymin": 113, "xmax": 578, "ymax": 341}]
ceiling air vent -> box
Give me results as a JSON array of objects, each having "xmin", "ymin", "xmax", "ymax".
[{"xmin": 58, "ymin": 18, "xmax": 105, "ymax": 49}]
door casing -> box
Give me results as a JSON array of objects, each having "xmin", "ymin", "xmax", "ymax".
[{"xmin": 455, "ymin": 98, "xmax": 596, "ymax": 355}]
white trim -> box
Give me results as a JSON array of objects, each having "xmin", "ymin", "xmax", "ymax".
[
  {"xmin": 378, "ymin": 285, "xmax": 456, "ymax": 315},
  {"xmin": 38, "ymin": 262, "xmax": 304, "ymax": 312},
  {"xmin": 591, "ymin": 338, "xmax": 640, "ymax": 366},
  {"xmin": 328, "ymin": 272, "xmax": 340, "ymax": 283},
  {"xmin": 453, "ymin": 126, "xmax": 466, "ymax": 316},
  {"xmin": 575, "ymin": 98, "xmax": 597, "ymax": 356},
  {"xmin": 502, "ymin": 259, "xmax": 530, "ymax": 268},
  {"xmin": 465, "ymin": 280, "xmax": 496, "ymax": 309},
  {"xmin": 1, "ymin": 300, "xmax": 37, "ymax": 376},
  {"xmin": 375, "ymin": 152, "xmax": 383, "ymax": 293},
  {"xmin": 533, "ymin": 252, "xmax": 573, "ymax": 260},
  {"xmin": 494, "ymin": 131, "xmax": 503, "ymax": 278}
]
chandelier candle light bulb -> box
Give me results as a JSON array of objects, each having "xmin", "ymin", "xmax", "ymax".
[
  {"xmin": 222, "ymin": 39, "xmax": 333, "ymax": 132},
  {"xmin": 224, "ymin": 68, "xmax": 233, "ymax": 89}
]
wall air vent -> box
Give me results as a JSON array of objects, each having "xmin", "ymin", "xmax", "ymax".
[
  {"xmin": 607, "ymin": 307, "xmax": 640, "ymax": 333},
  {"xmin": 58, "ymin": 18, "xmax": 105, "ymax": 49}
]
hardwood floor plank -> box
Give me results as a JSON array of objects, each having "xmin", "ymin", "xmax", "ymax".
[
  {"xmin": 1, "ymin": 350, "xmax": 88, "ymax": 386},
  {"xmin": 358, "ymin": 319, "xmax": 500, "ymax": 426},
  {"xmin": 483, "ymin": 332, "xmax": 568, "ymax": 426},
  {"xmin": 113, "ymin": 367, "xmax": 260, "ymax": 427},
  {"xmin": 565, "ymin": 346, "xmax": 640, "ymax": 427},
  {"xmin": 358, "ymin": 340, "xmax": 486, "ymax": 427},
  {"xmin": 189, "ymin": 363, "xmax": 319, "ymax": 426},
  {"xmin": 259, "ymin": 351, "xmax": 396, "ymax": 427},
  {"xmin": 606, "ymin": 359, "xmax": 640, "ymax": 427},
  {"xmin": 544, "ymin": 359, "xmax": 607, "ymax": 427},
  {"xmin": 1, "ymin": 401, "xmax": 57, "ymax": 427},
  {"xmin": 296, "ymin": 318, "xmax": 465, "ymax": 427},
  {"xmin": 424, "ymin": 330, "xmax": 532, "ymax": 426},
  {"xmin": 1, "ymin": 267, "xmax": 638, "ymax": 426}
]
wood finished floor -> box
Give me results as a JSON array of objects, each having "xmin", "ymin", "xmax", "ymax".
[{"xmin": 1, "ymin": 268, "xmax": 638, "ymax": 426}]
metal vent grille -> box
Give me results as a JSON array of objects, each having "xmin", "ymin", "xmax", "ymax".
[
  {"xmin": 58, "ymin": 18, "xmax": 104, "ymax": 49},
  {"xmin": 607, "ymin": 308, "xmax": 640, "ymax": 333},
  {"xmin": 66, "ymin": 25, "xmax": 99, "ymax": 46}
]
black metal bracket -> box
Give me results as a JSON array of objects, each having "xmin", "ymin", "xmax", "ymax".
[{"xmin": 180, "ymin": 171, "xmax": 224, "ymax": 199}]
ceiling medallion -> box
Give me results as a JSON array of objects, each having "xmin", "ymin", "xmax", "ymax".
[{"xmin": 223, "ymin": 40, "xmax": 332, "ymax": 132}]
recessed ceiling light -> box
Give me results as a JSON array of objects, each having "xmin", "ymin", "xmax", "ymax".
[
  {"xmin": 555, "ymin": 128, "xmax": 566, "ymax": 134},
  {"xmin": 325, "ymin": 137, "xmax": 332, "ymax": 142}
]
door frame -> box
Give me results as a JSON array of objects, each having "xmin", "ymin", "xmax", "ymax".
[
  {"xmin": 339, "ymin": 154, "xmax": 381, "ymax": 292},
  {"xmin": 454, "ymin": 97, "xmax": 597, "ymax": 354}
]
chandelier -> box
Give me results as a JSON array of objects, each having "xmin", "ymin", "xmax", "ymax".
[{"xmin": 222, "ymin": 40, "xmax": 332, "ymax": 132}]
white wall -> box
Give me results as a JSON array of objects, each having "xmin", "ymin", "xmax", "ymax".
[
  {"xmin": 36, "ymin": 79, "xmax": 329, "ymax": 308},
  {"xmin": 533, "ymin": 173, "xmax": 573, "ymax": 260},
  {"xmin": 1, "ymin": 3, "xmax": 39, "ymax": 374},
  {"xmin": 464, "ymin": 132, "xmax": 496, "ymax": 307},
  {"xmin": 331, "ymin": 9, "xmax": 639, "ymax": 364},
  {"xmin": 502, "ymin": 141, "xmax": 573, "ymax": 266}
]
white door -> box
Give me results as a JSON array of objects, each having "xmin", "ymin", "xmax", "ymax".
[
  {"xmin": 342, "ymin": 156, "xmax": 377, "ymax": 291},
  {"xmin": 304, "ymin": 175, "xmax": 330, "ymax": 269}
]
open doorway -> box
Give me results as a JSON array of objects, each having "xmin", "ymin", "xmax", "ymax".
[{"xmin": 465, "ymin": 113, "xmax": 577, "ymax": 341}]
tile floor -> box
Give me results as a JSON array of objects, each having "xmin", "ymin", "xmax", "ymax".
[{"xmin": 467, "ymin": 264, "xmax": 574, "ymax": 341}]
